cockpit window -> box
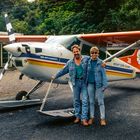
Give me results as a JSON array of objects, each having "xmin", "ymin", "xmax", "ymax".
[
  {"xmin": 81, "ymin": 44, "xmax": 91, "ymax": 55},
  {"xmin": 22, "ymin": 44, "xmax": 31, "ymax": 53},
  {"xmin": 45, "ymin": 36, "xmax": 81, "ymax": 51},
  {"xmin": 35, "ymin": 48, "xmax": 42, "ymax": 53},
  {"xmin": 66, "ymin": 37, "xmax": 81, "ymax": 50}
]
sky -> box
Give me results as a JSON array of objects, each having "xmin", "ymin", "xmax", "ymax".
[{"xmin": 27, "ymin": 0, "xmax": 35, "ymax": 2}]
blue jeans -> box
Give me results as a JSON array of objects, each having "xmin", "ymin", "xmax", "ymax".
[
  {"xmin": 87, "ymin": 83, "xmax": 105, "ymax": 119},
  {"xmin": 73, "ymin": 80, "xmax": 88, "ymax": 120}
]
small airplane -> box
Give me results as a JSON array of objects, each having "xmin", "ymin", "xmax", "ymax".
[{"xmin": 0, "ymin": 13, "xmax": 140, "ymax": 116}]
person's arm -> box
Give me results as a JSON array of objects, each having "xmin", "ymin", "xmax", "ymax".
[
  {"xmin": 98, "ymin": 58, "xmax": 106, "ymax": 68},
  {"xmin": 101, "ymin": 67, "xmax": 108, "ymax": 91},
  {"xmin": 54, "ymin": 61, "xmax": 69, "ymax": 79}
]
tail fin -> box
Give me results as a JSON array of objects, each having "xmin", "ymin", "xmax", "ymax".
[{"xmin": 119, "ymin": 49, "xmax": 140, "ymax": 73}]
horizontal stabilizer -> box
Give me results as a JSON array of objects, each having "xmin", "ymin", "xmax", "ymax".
[{"xmin": 38, "ymin": 108, "xmax": 74, "ymax": 117}]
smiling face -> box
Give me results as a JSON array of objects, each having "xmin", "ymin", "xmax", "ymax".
[
  {"xmin": 90, "ymin": 46, "xmax": 99, "ymax": 60},
  {"xmin": 73, "ymin": 47, "xmax": 81, "ymax": 59},
  {"xmin": 71, "ymin": 45, "xmax": 81, "ymax": 59}
]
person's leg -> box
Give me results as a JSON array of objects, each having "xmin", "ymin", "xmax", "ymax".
[
  {"xmin": 96, "ymin": 87, "xmax": 105, "ymax": 119},
  {"xmin": 87, "ymin": 83, "xmax": 95, "ymax": 124},
  {"xmin": 73, "ymin": 80, "xmax": 81, "ymax": 120},
  {"xmin": 87, "ymin": 83, "xmax": 95, "ymax": 118},
  {"xmin": 96, "ymin": 87, "xmax": 106, "ymax": 125},
  {"xmin": 81, "ymin": 86, "xmax": 88, "ymax": 120},
  {"xmin": 81, "ymin": 82, "xmax": 89, "ymax": 126}
]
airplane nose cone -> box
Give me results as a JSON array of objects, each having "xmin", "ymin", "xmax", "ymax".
[
  {"xmin": 3, "ymin": 43, "xmax": 21, "ymax": 56},
  {"xmin": 3, "ymin": 44, "xmax": 12, "ymax": 51}
]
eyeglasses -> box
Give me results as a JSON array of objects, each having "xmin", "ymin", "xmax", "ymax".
[{"xmin": 91, "ymin": 52, "xmax": 98, "ymax": 54}]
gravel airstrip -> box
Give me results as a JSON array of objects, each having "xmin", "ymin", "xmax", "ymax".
[{"xmin": 0, "ymin": 69, "xmax": 140, "ymax": 140}]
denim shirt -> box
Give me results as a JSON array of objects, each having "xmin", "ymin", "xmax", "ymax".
[
  {"xmin": 86, "ymin": 57, "xmax": 108, "ymax": 88},
  {"xmin": 55, "ymin": 56, "xmax": 89, "ymax": 86}
]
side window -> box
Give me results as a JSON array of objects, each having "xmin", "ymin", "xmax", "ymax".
[
  {"xmin": 81, "ymin": 44, "xmax": 91, "ymax": 56},
  {"xmin": 35, "ymin": 48, "xmax": 42, "ymax": 53},
  {"xmin": 99, "ymin": 50, "xmax": 106, "ymax": 60}
]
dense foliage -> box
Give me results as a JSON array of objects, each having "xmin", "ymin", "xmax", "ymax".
[{"xmin": 0, "ymin": 0, "xmax": 139, "ymax": 35}]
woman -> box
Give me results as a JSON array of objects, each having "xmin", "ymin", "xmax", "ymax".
[{"xmin": 87, "ymin": 46, "xmax": 108, "ymax": 126}]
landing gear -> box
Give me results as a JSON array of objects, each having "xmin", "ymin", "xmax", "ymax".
[
  {"xmin": 15, "ymin": 91, "xmax": 30, "ymax": 100},
  {"xmin": 15, "ymin": 81, "xmax": 45, "ymax": 100},
  {"xmin": 0, "ymin": 81, "xmax": 45, "ymax": 110}
]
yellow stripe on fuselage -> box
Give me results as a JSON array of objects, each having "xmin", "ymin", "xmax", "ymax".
[
  {"xmin": 27, "ymin": 59, "xmax": 134, "ymax": 78},
  {"xmin": 106, "ymin": 70, "xmax": 134, "ymax": 78},
  {"xmin": 27, "ymin": 59, "xmax": 65, "ymax": 68}
]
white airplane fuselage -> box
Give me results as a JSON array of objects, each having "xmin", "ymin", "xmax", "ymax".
[{"xmin": 4, "ymin": 37, "xmax": 136, "ymax": 84}]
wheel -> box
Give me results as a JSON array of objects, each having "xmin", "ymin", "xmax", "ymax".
[{"xmin": 15, "ymin": 91, "xmax": 30, "ymax": 100}]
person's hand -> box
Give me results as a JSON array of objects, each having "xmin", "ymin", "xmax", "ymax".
[
  {"xmin": 101, "ymin": 62, "xmax": 106, "ymax": 67},
  {"xmin": 51, "ymin": 75, "xmax": 55, "ymax": 80},
  {"xmin": 102, "ymin": 87, "xmax": 107, "ymax": 92}
]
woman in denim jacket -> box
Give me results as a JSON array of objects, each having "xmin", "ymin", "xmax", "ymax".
[
  {"xmin": 86, "ymin": 46, "xmax": 108, "ymax": 126},
  {"xmin": 54, "ymin": 44, "xmax": 89, "ymax": 126}
]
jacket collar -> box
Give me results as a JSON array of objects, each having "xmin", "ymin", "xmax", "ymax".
[{"xmin": 72, "ymin": 56, "xmax": 84, "ymax": 63}]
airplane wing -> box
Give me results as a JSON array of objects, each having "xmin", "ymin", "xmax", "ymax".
[
  {"xmin": 79, "ymin": 31, "xmax": 140, "ymax": 73},
  {"xmin": 79, "ymin": 31, "xmax": 140, "ymax": 48},
  {"xmin": 0, "ymin": 35, "xmax": 47, "ymax": 43},
  {"xmin": 1, "ymin": 31, "xmax": 140, "ymax": 46}
]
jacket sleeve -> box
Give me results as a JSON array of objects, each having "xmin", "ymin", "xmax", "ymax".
[
  {"xmin": 54, "ymin": 61, "xmax": 69, "ymax": 79},
  {"xmin": 101, "ymin": 67, "xmax": 108, "ymax": 88}
]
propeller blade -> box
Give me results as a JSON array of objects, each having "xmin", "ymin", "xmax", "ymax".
[
  {"xmin": 4, "ymin": 13, "xmax": 15, "ymax": 43},
  {"xmin": 0, "ymin": 54, "xmax": 12, "ymax": 80},
  {"xmin": 0, "ymin": 13, "xmax": 17, "ymax": 80}
]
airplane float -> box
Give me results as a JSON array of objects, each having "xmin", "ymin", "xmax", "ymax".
[{"xmin": 0, "ymin": 13, "xmax": 140, "ymax": 116}]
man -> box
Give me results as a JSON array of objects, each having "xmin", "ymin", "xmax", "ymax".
[{"xmin": 53, "ymin": 44, "xmax": 89, "ymax": 126}]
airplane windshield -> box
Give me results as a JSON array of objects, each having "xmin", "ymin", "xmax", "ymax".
[{"xmin": 45, "ymin": 36, "xmax": 81, "ymax": 50}]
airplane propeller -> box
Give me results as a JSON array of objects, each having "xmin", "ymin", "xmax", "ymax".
[
  {"xmin": 0, "ymin": 54, "xmax": 12, "ymax": 80},
  {"xmin": 0, "ymin": 13, "xmax": 15, "ymax": 80}
]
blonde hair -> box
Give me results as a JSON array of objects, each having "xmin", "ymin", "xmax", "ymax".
[
  {"xmin": 90, "ymin": 46, "xmax": 99, "ymax": 53},
  {"xmin": 71, "ymin": 44, "xmax": 81, "ymax": 51}
]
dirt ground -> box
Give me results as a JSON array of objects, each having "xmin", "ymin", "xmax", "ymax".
[
  {"xmin": 0, "ymin": 70, "xmax": 140, "ymax": 140},
  {"xmin": 0, "ymin": 69, "xmax": 71, "ymax": 100}
]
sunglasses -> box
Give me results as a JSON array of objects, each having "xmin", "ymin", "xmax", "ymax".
[{"xmin": 91, "ymin": 52, "xmax": 98, "ymax": 54}]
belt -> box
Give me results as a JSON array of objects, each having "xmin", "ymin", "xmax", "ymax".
[{"xmin": 76, "ymin": 77, "xmax": 83, "ymax": 80}]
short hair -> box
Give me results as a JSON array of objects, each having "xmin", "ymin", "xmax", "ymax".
[
  {"xmin": 90, "ymin": 46, "xmax": 99, "ymax": 53},
  {"xmin": 71, "ymin": 44, "xmax": 81, "ymax": 51}
]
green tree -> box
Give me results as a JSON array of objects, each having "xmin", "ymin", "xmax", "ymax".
[{"xmin": 0, "ymin": 0, "xmax": 139, "ymax": 34}]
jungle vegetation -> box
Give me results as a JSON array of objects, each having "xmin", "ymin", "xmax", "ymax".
[{"xmin": 0, "ymin": 0, "xmax": 139, "ymax": 35}]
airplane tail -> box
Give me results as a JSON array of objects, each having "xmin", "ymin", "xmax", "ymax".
[{"xmin": 119, "ymin": 49, "xmax": 140, "ymax": 73}]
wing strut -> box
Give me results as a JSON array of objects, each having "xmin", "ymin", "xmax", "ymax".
[
  {"xmin": 39, "ymin": 79, "xmax": 53, "ymax": 112},
  {"xmin": 38, "ymin": 79, "xmax": 74, "ymax": 117},
  {"xmin": 103, "ymin": 40, "xmax": 140, "ymax": 62}
]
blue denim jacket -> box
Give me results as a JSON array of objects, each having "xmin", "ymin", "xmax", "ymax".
[
  {"xmin": 55, "ymin": 56, "xmax": 89, "ymax": 86},
  {"xmin": 86, "ymin": 57, "xmax": 108, "ymax": 88}
]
